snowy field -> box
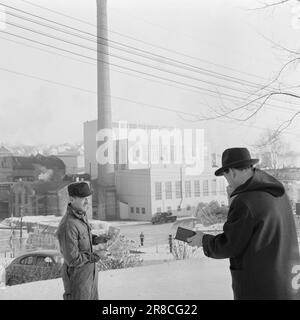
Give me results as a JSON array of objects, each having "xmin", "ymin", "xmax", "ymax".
[{"xmin": 0, "ymin": 255, "xmax": 232, "ymax": 300}]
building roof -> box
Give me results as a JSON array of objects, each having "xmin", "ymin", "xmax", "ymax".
[
  {"xmin": 34, "ymin": 154, "xmax": 66, "ymax": 169},
  {"xmin": 32, "ymin": 181, "xmax": 69, "ymax": 194},
  {"xmin": 16, "ymin": 249, "xmax": 61, "ymax": 258},
  {"xmin": 9, "ymin": 154, "xmax": 66, "ymax": 170},
  {"xmin": 12, "ymin": 156, "xmax": 35, "ymax": 170},
  {"xmin": 0, "ymin": 146, "xmax": 12, "ymax": 155}
]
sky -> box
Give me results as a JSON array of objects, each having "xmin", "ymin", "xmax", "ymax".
[{"xmin": 0, "ymin": 0, "xmax": 300, "ymax": 155}]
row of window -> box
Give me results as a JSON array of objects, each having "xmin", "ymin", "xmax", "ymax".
[
  {"xmin": 154, "ymin": 179, "xmax": 225, "ymax": 200},
  {"xmin": 156, "ymin": 205, "xmax": 191, "ymax": 213},
  {"xmin": 130, "ymin": 207, "xmax": 146, "ymax": 214}
]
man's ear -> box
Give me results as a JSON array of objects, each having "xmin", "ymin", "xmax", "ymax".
[{"xmin": 231, "ymin": 168, "xmax": 237, "ymax": 178}]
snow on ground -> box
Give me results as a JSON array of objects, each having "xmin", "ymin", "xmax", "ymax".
[
  {"xmin": 0, "ymin": 217, "xmax": 232, "ymax": 300},
  {"xmin": 0, "ymin": 255, "xmax": 232, "ymax": 300},
  {"xmin": 196, "ymin": 223, "xmax": 224, "ymax": 231},
  {"xmin": 2, "ymin": 216, "xmax": 152, "ymax": 230}
]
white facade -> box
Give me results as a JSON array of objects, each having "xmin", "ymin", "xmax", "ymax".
[
  {"xmin": 84, "ymin": 120, "xmax": 98, "ymax": 178},
  {"xmin": 84, "ymin": 120, "xmax": 226, "ymax": 221},
  {"xmin": 115, "ymin": 164, "xmax": 227, "ymax": 221}
]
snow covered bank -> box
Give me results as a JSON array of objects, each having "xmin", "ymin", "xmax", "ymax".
[{"xmin": 0, "ymin": 257, "xmax": 232, "ymax": 300}]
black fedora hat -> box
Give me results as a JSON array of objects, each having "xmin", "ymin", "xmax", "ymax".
[
  {"xmin": 68, "ymin": 182, "xmax": 92, "ymax": 198},
  {"xmin": 215, "ymin": 148, "xmax": 259, "ymax": 176}
]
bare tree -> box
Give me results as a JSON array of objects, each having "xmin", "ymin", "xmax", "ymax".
[
  {"xmin": 179, "ymin": 0, "xmax": 300, "ymax": 139},
  {"xmin": 252, "ymin": 129, "xmax": 294, "ymax": 177}
]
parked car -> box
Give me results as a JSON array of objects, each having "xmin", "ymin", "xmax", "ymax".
[
  {"xmin": 5, "ymin": 250, "xmax": 63, "ymax": 286},
  {"xmin": 151, "ymin": 212, "xmax": 177, "ymax": 224}
]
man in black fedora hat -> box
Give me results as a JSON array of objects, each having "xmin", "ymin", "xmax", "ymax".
[
  {"xmin": 187, "ymin": 147, "xmax": 300, "ymax": 300},
  {"xmin": 56, "ymin": 182, "xmax": 108, "ymax": 300}
]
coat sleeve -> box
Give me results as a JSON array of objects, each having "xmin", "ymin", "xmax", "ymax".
[
  {"xmin": 202, "ymin": 198, "xmax": 255, "ymax": 259},
  {"xmin": 57, "ymin": 222, "xmax": 100, "ymax": 268}
]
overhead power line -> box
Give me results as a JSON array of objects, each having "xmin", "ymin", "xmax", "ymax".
[
  {"xmin": 2, "ymin": 2, "xmax": 297, "ymax": 107},
  {"xmin": 1, "ymin": 3, "xmax": 280, "ymax": 94},
  {"xmin": 1, "ymin": 26, "xmax": 299, "ymax": 117},
  {"xmin": 18, "ymin": 0, "xmax": 290, "ymax": 85},
  {"xmin": 1, "ymin": 3, "xmax": 298, "ymax": 115},
  {"xmin": 2, "ymin": 10, "xmax": 283, "ymax": 102},
  {"xmin": 0, "ymin": 64, "xmax": 299, "ymax": 137},
  {"xmin": 1, "ymin": 33, "xmax": 297, "ymax": 118}
]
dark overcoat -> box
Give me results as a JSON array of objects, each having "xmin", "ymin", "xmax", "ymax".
[
  {"xmin": 203, "ymin": 169, "xmax": 300, "ymax": 300},
  {"xmin": 56, "ymin": 204, "xmax": 100, "ymax": 300}
]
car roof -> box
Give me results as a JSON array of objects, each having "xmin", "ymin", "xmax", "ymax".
[{"xmin": 16, "ymin": 250, "xmax": 61, "ymax": 259}]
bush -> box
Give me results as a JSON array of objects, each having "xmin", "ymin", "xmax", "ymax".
[
  {"xmin": 97, "ymin": 235, "xmax": 143, "ymax": 271},
  {"xmin": 195, "ymin": 201, "xmax": 228, "ymax": 226},
  {"xmin": 171, "ymin": 240, "xmax": 198, "ymax": 260}
]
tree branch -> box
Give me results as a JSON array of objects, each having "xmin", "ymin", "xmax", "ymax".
[{"xmin": 248, "ymin": 0, "xmax": 292, "ymax": 11}]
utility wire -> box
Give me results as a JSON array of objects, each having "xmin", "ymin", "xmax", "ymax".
[
  {"xmin": 0, "ymin": 64, "xmax": 298, "ymax": 137},
  {"xmin": 3, "ymin": 18, "xmax": 283, "ymax": 101},
  {"xmin": 1, "ymin": 27, "xmax": 298, "ymax": 116},
  {"xmin": 2, "ymin": 3, "xmax": 298, "ymax": 108},
  {"xmin": 1, "ymin": 33, "xmax": 297, "ymax": 119},
  {"xmin": 2, "ymin": 4, "xmax": 284, "ymax": 94},
  {"xmin": 18, "ymin": 0, "xmax": 291, "ymax": 84}
]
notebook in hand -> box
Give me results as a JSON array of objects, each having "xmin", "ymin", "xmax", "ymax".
[{"xmin": 175, "ymin": 227, "xmax": 196, "ymax": 243}]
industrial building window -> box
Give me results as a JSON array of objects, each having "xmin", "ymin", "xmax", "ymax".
[
  {"xmin": 157, "ymin": 207, "xmax": 161, "ymax": 213},
  {"xmin": 155, "ymin": 182, "xmax": 162, "ymax": 200},
  {"xmin": 175, "ymin": 181, "xmax": 182, "ymax": 199},
  {"xmin": 194, "ymin": 180, "xmax": 200, "ymax": 197},
  {"xmin": 142, "ymin": 208, "xmax": 146, "ymax": 214},
  {"xmin": 211, "ymin": 179, "xmax": 217, "ymax": 195},
  {"xmin": 185, "ymin": 181, "xmax": 191, "ymax": 198},
  {"xmin": 165, "ymin": 181, "xmax": 172, "ymax": 199},
  {"xmin": 130, "ymin": 207, "xmax": 134, "ymax": 214},
  {"xmin": 136, "ymin": 207, "xmax": 140, "ymax": 214},
  {"xmin": 203, "ymin": 180, "xmax": 209, "ymax": 196},
  {"xmin": 167, "ymin": 206, "xmax": 172, "ymax": 212}
]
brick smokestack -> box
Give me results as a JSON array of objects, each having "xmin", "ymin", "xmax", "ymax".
[{"xmin": 96, "ymin": 0, "xmax": 118, "ymax": 220}]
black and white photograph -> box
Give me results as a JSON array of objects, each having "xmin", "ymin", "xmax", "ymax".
[{"xmin": 0, "ymin": 0, "xmax": 300, "ymax": 303}]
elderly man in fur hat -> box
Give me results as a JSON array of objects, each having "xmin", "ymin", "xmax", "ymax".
[{"xmin": 187, "ymin": 148, "xmax": 300, "ymax": 300}]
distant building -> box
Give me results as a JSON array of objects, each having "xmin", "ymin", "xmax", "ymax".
[
  {"xmin": 0, "ymin": 182, "xmax": 14, "ymax": 220},
  {"xmin": 115, "ymin": 163, "xmax": 227, "ymax": 221},
  {"xmin": 0, "ymin": 154, "xmax": 65, "ymax": 182},
  {"xmin": 264, "ymin": 168, "xmax": 300, "ymax": 209},
  {"xmin": 10, "ymin": 180, "xmax": 93, "ymax": 219},
  {"xmin": 55, "ymin": 152, "xmax": 80, "ymax": 175},
  {"xmin": 84, "ymin": 120, "xmax": 226, "ymax": 221},
  {"xmin": 0, "ymin": 146, "xmax": 13, "ymax": 157}
]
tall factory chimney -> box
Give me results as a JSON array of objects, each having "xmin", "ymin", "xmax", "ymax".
[{"xmin": 96, "ymin": 0, "xmax": 118, "ymax": 220}]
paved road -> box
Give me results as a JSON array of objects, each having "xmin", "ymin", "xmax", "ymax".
[{"xmin": 118, "ymin": 222, "xmax": 176, "ymax": 248}]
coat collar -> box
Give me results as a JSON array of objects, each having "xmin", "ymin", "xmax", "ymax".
[{"xmin": 67, "ymin": 203, "xmax": 91, "ymax": 230}]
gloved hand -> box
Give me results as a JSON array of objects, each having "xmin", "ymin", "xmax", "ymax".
[
  {"xmin": 92, "ymin": 234, "xmax": 111, "ymax": 245},
  {"xmin": 186, "ymin": 230, "xmax": 205, "ymax": 247},
  {"xmin": 90, "ymin": 252, "xmax": 101, "ymax": 263}
]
